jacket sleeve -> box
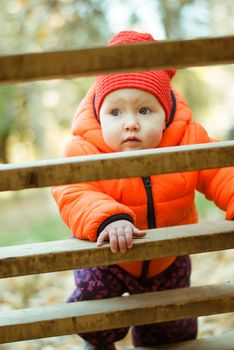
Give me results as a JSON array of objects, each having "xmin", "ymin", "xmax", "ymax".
[
  {"xmin": 52, "ymin": 137, "xmax": 136, "ymax": 241},
  {"xmin": 192, "ymin": 122, "xmax": 234, "ymax": 220}
]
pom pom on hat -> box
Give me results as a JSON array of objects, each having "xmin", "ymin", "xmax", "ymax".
[{"xmin": 95, "ymin": 31, "xmax": 176, "ymax": 121}]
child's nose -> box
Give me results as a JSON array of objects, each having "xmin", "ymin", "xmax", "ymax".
[{"xmin": 124, "ymin": 116, "xmax": 140, "ymax": 131}]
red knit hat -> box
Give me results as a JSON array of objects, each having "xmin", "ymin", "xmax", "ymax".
[{"xmin": 95, "ymin": 31, "xmax": 176, "ymax": 121}]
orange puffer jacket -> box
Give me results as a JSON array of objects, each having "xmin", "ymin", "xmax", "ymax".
[{"xmin": 52, "ymin": 86, "xmax": 234, "ymax": 279}]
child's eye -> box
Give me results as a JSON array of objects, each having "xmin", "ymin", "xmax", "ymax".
[
  {"xmin": 111, "ymin": 109, "xmax": 120, "ymax": 116},
  {"xmin": 139, "ymin": 107, "xmax": 151, "ymax": 115}
]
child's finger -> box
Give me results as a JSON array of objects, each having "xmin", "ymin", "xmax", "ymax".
[
  {"xmin": 132, "ymin": 228, "xmax": 147, "ymax": 237},
  {"xmin": 124, "ymin": 227, "xmax": 133, "ymax": 249},
  {"xmin": 116, "ymin": 228, "xmax": 127, "ymax": 253},
  {"xmin": 97, "ymin": 230, "xmax": 108, "ymax": 246},
  {"xmin": 109, "ymin": 229, "xmax": 118, "ymax": 253}
]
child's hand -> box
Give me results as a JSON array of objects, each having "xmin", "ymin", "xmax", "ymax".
[{"xmin": 97, "ymin": 220, "xmax": 146, "ymax": 253}]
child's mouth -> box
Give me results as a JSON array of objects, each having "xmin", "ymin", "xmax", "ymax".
[{"xmin": 123, "ymin": 136, "xmax": 140, "ymax": 143}]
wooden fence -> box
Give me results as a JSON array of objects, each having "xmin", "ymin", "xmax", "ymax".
[{"xmin": 0, "ymin": 36, "xmax": 234, "ymax": 349}]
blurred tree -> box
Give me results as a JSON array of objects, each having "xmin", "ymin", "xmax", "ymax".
[
  {"xmin": 0, "ymin": 87, "xmax": 15, "ymax": 163},
  {"xmin": 158, "ymin": 0, "xmax": 197, "ymax": 39},
  {"xmin": 207, "ymin": 0, "xmax": 234, "ymax": 35},
  {"xmin": 0, "ymin": 0, "xmax": 233, "ymax": 163},
  {"xmin": 0, "ymin": 0, "xmax": 111, "ymax": 163},
  {"xmin": 0, "ymin": 0, "xmax": 111, "ymax": 54},
  {"xmin": 150, "ymin": 0, "xmax": 234, "ymax": 123},
  {"xmin": 120, "ymin": 0, "xmax": 212, "ymax": 120}
]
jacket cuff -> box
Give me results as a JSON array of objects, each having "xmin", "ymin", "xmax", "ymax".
[{"xmin": 97, "ymin": 214, "xmax": 134, "ymax": 236}]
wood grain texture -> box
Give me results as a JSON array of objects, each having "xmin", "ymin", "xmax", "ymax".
[
  {"xmin": 0, "ymin": 36, "xmax": 234, "ymax": 83},
  {"xmin": 0, "ymin": 141, "xmax": 233, "ymax": 192},
  {"xmin": 0, "ymin": 283, "xmax": 233, "ymax": 343},
  {"xmin": 0, "ymin": 220, "xmax": 233, "ymax": 278}
]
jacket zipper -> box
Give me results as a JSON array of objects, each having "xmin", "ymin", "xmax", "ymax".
[{"xmin": 140, "ymin": 176, "xmax": 156, "ymax": 281}]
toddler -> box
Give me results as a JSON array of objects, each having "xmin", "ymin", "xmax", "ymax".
[{"xmin": 52, "ymin": 31, "xmax": 234, "ymax": 349}]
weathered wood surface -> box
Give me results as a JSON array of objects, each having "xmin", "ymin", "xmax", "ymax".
[
  {"xmin": 0, "ymin": 36, "xmax": 234, "ymax": 84},
  {"xmin": 0, "ymin": 283, "xmax": 233, "ymax": 343},
  {"xmin": 131, "ymin": 332, "xmax": 234, "ymax": 350},
  {"xmin": 0, "ymin": 220, "xmax": 233, "ymax": 278},
  {"xmin": 0, "ymin": 141, "xmax": 233, "ymax": 192}
]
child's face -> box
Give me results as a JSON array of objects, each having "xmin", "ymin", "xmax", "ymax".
[{"xmin": 99, "ymin": 88, "xmax": 166, "ymax": 152}]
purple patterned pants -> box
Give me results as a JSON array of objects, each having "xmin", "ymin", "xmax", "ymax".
[{"xmin": 68, "ymin": 256, "xmax": 197, "ymax": 346}]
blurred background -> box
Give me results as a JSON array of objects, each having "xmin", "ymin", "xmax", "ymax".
[{"xmin": 0, "ymin": 0, "xmax": 233, "ymax": 349}]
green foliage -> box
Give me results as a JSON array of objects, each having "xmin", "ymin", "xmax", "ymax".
[
  {"xmin": 0, "ymin": 0, "xmax": 112, "ymax": 163},
  {"xmin": 195, "ymin": 192, "xmax": 224, "ymax": 222},
  {"xmin": 1, "ymin": 0, "xmax": 233, "ymax": 164},
  {"xmin": 0, "ymin": 1, "xmax": 233, "ymax": 163},
  {"xmin": 0, "ymin": 214, "xmax": 70, "ymax": 247},
  {"xmin": 0, "ymin": 0, "xmax": 233, "ymax": 249},
  {"xmin": 0, "ymin": 86, "xmax": 14, "ymax": 132},
  {"xmin": 0, "ymin": 86, "xmax": 15, "ymax": 162},
  {"xmin": 173, "ymin": 69, "xmax": 211, "ymax": 120},
  {"xmin": 0, "ymin": 191, "xmax": 224, "ymax": 247},
  {"xmin": 0, "ymin": 0, "xmax": 111, "ymax": 54}
]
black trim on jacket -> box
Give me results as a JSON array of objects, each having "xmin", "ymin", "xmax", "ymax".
[
  {"xmin": 97, "ymin": 214, "xmax": 134, "ymax": 236},
  {"xmin": 166, "ymin": 90, "xmax": 177, "ymax": 127},
  {"xmin": 140, "ymin": 176, "xmax": 156, "ymax": 281}
]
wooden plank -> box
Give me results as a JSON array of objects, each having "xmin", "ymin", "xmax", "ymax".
[
  {"xmin": 0, "ymin": 36, "xmax": 234, "ymax": 84},
  {"xmin": 0, "ymin": 141, "xmax": 233, "ymax": 192},
  {"xmin": 131, "ymin": 332, "xmax": 234, "ymax": 350},
  {"xmin": 0, "ymin": 220, "xmax": 233, "ymax": 278},
  {"xmin": 0, "ymin": 283, "xmax": 233, "ymax": 343}
]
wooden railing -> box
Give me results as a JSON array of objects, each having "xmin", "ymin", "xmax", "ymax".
[
  {"xmin": 0, "ymin": 36, "xmax": 234, "ymax": 83},
  {"xmin": 0, "ymin": 36, "xmax": 234, "ymax": 349}
]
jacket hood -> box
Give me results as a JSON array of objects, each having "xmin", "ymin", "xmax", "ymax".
[{"xmin": 71, "ymin": 84, "xmax": 193, "ymax": 152}]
